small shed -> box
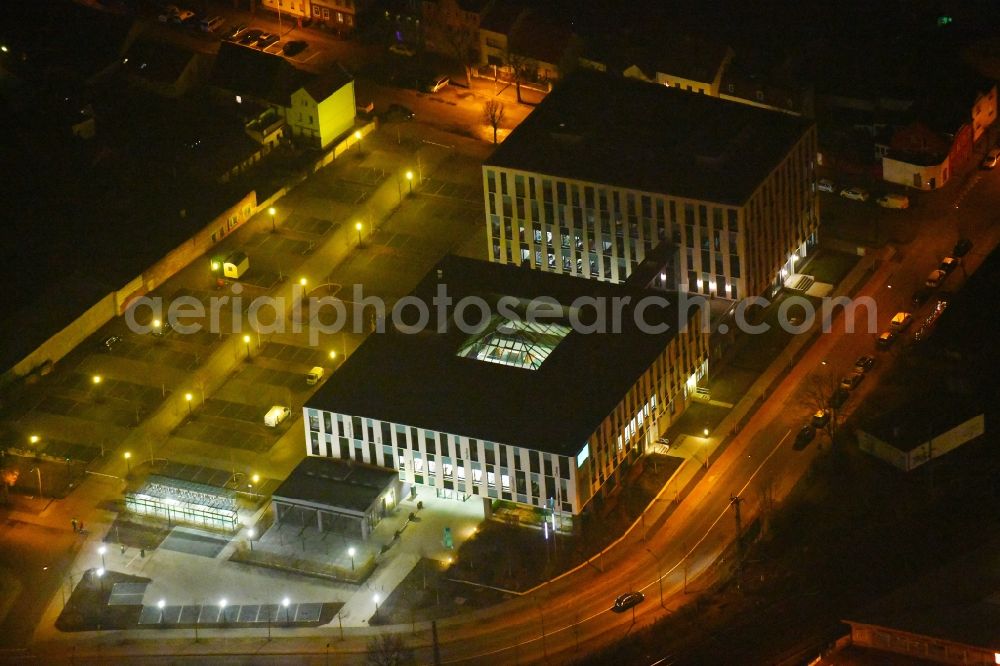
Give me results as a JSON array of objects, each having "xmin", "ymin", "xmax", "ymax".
[{"xmin": 223, "ymin": 251, "xmax": 249, "ymax": 279}]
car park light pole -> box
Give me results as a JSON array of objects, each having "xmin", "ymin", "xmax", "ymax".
[
  {"xmin": 282, "ymin": 597, "xmax": 291, "ymax": 622},
  {"xmin": 243, "ymin": 334, "xmax": 251, "ymax": 359},
  {"xmin": 348, "ymin": 547, "xmax": 356, "ymax": 571},
  {"xmin": 124, "ymin": 451, "xmax": 131, "ymax": 475},
  {"xmin": 406, "ymin": 170, "xmax": 414, "ymax": 195},
  {"xmin": 354, "ymin": 130, "xmax": 363, "ymax": 155},
  {"xmin": 98, "ymin": 545, "xmax": 107, "ymax": 569},
  {"xmin": 268, "ymin": 207, "xmax": 277, "ymax": 233},
  {"xmin": 355, "ymin": 221, "xmax": 363, "ymax": 248},
  {"xmin": 158, "ymin": 599, "xmax": 166, "ymax": 624},
  {"xmin": 185, "ymin": 393, "xmax": 193, "ymax": 417}
]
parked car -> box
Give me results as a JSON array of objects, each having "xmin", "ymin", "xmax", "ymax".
[
  {"xmin": 817, "ymin": 179, "xmax": 835, "ymax": 193},
  {"xmin": 239, "ymin": 29, "xmax": 263, "ymax": 45},
  {"xmin": 157, "ymin": 4, "xmax": 179, "ymax": 21},
  {"xmin": 256, "ymin": 32, "xmax": 279, "ymax": 48},
  {"xmin": 877, "ymin": 193, "xmax": 909, "ymax": 209},
  {"xmin": 840, "ymin": 187, "xmax": 870, "ymax": 202},
  {"xmin": 840, "ymin": 372, "xmax": 864, "ymax": 391},
  {"xmin": 953, "ymin": 238, "xmax": 973, "ymax": 257},
  {"xmin": 283, "ymin": 40, "xmax": 308, "ymax": 56},
  {"xmin": 793, "ymin": 424, "xmax": 816, "ymax": 449},
  {"xmin": 811, "ymin": 409, "xmax": 831, "ymax": 428},
  {"xmin": 389, "ymin": 43, "xmax": 416, "ymax": 57},
  {"xmin": 425, "ymin": 75, "xmax": 450, "ymax": 93},
  {"xmin": 221, "ymin": 23, "xmax": 247, "ymax": 40},
  {"xmin": 982, "ymin": 147, "xmax": 1000, "ymax": 169},
  {"xmin": 830, "ymin": 387, "xmax": 849, "ymax": 409},
  {"xmin": 199, "ymin": 16, "xmax": 224, "ymax": 32},
  {"xmin": 911, "ymin": 287, "xmax": 932, "ymax": 306},
  {"xmin": 939, "ymin": 256, "xmax": 960, "ymax": 274},
  {"xmin": 876, "ymin": 329, "xmax": 898, "ymax": 350},
  {"xmin": 925, "ymin": 269, "xmax": 946, "ymax": 288},
  {"xmin": 854, "ymin": 355, "xmax": 875, "ymax": 373},
  {"xmin": 384, "ymin": 103, "xmax": 415, "ymax": 121},
  {"xmin": 171, "ymin": 9, "xmax": 195, "ymax": 24},
  {"xmin": 264, "ymin": 405, "xmax": 291, "ymax": 427},
  {"xmin": 612, "ymin": 592, "xmax": 645, "ymax": 613},
  {"xmin": 151, "ymin": 320, "xmax": 172, "ymax": 337},
  {"xmin": 101, "ymin": 335, "xmax": 122, "ymax": 351},
  {"xmin": 890, "ymin": 311, "xmax": 913, "ymax": 330}
]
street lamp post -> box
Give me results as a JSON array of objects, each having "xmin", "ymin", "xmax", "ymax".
[
  {"xmin": 268, "ymin": 206, "xmax": 277, "ymax": 233},
  {"xmin": 354, "ymin": 130, "xmax": 363, "ymax": 155},
  {"xmin": 644, "ymin": 548, "xmax": 665, "ymax": 609},
  {"xmin": 355, "ymin": 221, "xmax": 363, "ymax": 248},
  {"xmin": 185, "ymin": 393, "xmax": 193, "ymax": 417},
  {"xmin": 219, "ymin": 598, "xmax": 228, "ymax": 626},
  {"xmin": 30, "ymin": 466, "xmax": 42, "ymax": 498},
  {"xmin": 96, "ymin": 567, "xmax": 105, "ymax": 594},
  {"xmin": 405, "ymin": 170, "xmax": 414, "ymax": 195},
  {"xmin": 157, "ymin": 598, "xmax": 166, "ymax": 624},
  {"xmin": 248, "ymin": 528, "xmax": 255, "ymax": 551},
  {"xmin": 243, "ymin": 334, "xmax": 251, "ymax": 359},
  {"xmin": 348, "ymin": 547, "xmax": 356, "ymax": 572},
  {"xmin": 282, "ymin": 597, "xmax": 291, "ymax": 623},
  {"xmin": 124, "ymin": 451, "xmax": 132, "ymax": 475},
  {"xmin": 373, "ymin": 593, "xmax": 380, "ymax": 623},
  {"xmin": 98, "ymin": 545, "xmax": 107, "ymax": 569}
]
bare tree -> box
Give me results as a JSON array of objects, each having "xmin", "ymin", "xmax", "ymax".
[
  {"xmin": 366, "ymin": 634, "xmax": 415, "ymax": 666},
  {"xmin": 504, "ymin": 49, "xmax": 535, "ymax": 103},
  {"xmin": 482, "ymin": 99, "xmax": 505, "ymax": 144},
  {"xmin": 801, "ymin": 371, "xmax": 840, "ymax": 436},
  {"xmin": 438, "ymin": 23, "xmax": 478, "ymax": 84}
]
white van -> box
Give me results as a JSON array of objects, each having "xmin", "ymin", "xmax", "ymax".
[
  {"xmin": 877, "ymin": 193, "xmax": 910, "ymax": 209},
  {"xmin": 306, "ymin": 366, "xmax": 324, "ymax": 385},
  {"xmin": 200, "ymin": 16, "xmax": 224, "ymax": 32},
  {"xmin": 264, "ymin": 405, "xmax": 290, "ymax": 427}
]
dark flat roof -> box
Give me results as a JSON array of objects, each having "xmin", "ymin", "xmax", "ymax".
[
  {"xmin": 484, "ymin": 69, "xmax": 814, "ymax": 206},
  {"xmin": 272, "ymin": 457, "xmax": 397, "ymax": 514},
  {"xmin": 307, "ymin": 256, "xmax": 696, "ymax": 457}
]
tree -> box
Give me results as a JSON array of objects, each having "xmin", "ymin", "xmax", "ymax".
[
  {"xmin": 504, "ymin": 49, "xmax": 535, "ymax": 104},
  {"xmin": 482, "ymin": 99, "xmax": 505, "ymax": 144},
  {"xmin": 802, "ymin": 371, "xmax": 841, "ymax": 437},
  {"xmin": 438, "ymin": 23, "xmax": 478, "ymax": 84},
  {"xmin": 366, "ymin": 634, "xmax": 415, "ymax": 666}
]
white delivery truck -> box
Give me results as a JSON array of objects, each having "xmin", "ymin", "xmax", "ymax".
[
  {"xmin": 223, "ymin": 251, "xmax": 249, "ymax": 279},
  {"xmin": 306, "ymin": 367, "xmax": 325, "ymax": 385},
  {"xmin": 264, "ymin": 405, "xmax": 290, "ymax": 427}
]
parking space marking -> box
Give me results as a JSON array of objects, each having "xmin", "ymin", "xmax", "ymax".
[
  {"xmin": 174, "ymin": 420, "xmax": 272, "ymax": 452},
  {"xmin": 258, "ymin": 342, "xmax": 329, "ymax": 367}
]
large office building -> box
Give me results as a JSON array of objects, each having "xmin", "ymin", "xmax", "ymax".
[
  {"xmin": 303, "ymin": 256, "xmax": 709, "ymax": 524},
  {"xmin": 483, "ymin": 70, "xmax": 819, "ymax": 301}
]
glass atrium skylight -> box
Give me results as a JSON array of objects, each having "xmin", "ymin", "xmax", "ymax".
[{"xmin": 457, "ymin": 316, "xmax": 571, "ymax": 370}]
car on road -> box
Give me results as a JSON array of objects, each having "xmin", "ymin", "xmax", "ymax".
[
  {"xmin": 854, "ymin": 355, "xmax": 875, "ymax": 373},
  {"xmin": 840, "ymin": 187, "xmax": 870, "ymax": 202},
  {"xmin": 389, "ymin": 43, "xmax": 416, "ymax": 57},
  {"xmin": 953, "ymin": 238, "xmax": 973, "ymax": 257},
  {"xmin": 817, "ymin": 179, "xmax": 835, "ymax": 193},
  {"xmin": 939, "ymin": 256, "xmax": 960, "ymax": 274},
  {"xmin": 911, "ymin": 287, "xmax": 932, "ymax": 306},
  {"xmin": 839, "ymin": 372, "xmax": 864, "ymax": 391},
  {"xmin": 101, "ymin": 335, "xmax": 122, "ymax": 351},
  {"xmin": 222, "ymin": 23, "xmax": 247, "ymax": 40},
  {"xmin": 925, "ymin": 269, "xmax": 946, "ymax": 288},
  {"xmin": 811, "ymin": 409, "xmax": 831, "ymax": 428},
  {"xmin": 424, "ymin": 75, "xmax": 450, "ymax": 93},
  {"xmin": 982, "ymin": 147, "xmax": 1000, "ymax": 169},
  {"xmin": 283, "ymin": 40, "xmax": 308, "ymax": 56},
  {"xmin": 876, "ymin": 329, "xmax": 898, "ymax": 350},
  {"xmin": 876, "ymin": 193, "xmax": 909, "ymax": 209},
  {"xmin": 793, "ymin": 424, "xmax": 816, "ymax": 449},
  {"xmin": 383, "ymin": 103, "xmax": 415, "ymax": 121},
  {"xmin": 890, "ymin": 311, "xmax": 913, "ymax": 330},
  {"xmin": 612, "ymin": 592, "xmax": 645, "ymax": 612},
  {"xmin": 151, "ymin": 321, "xmax": 172, "ymax": 337},
  {"xmin": 239, "ymin": 29, "xmax": 263, "ymax": 45},
  {"xmin": 256, "ymin": 32, "xmax": 279, "ymax": 48}
]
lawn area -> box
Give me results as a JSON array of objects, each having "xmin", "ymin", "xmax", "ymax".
[
  {"xmin": 803, "ymin": 248, "xmax": 861, "ymax": 284},
  {"xmin": 56, "ymin": 569, "xmax": 150, "ymax": 632}
]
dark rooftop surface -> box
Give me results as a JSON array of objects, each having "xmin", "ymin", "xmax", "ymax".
[
  {"xmin": 308, "ymin": 256, "xmax": 696, "ymax": 456},
  {"xmin": 484, "ymin": 69, "xmax": 814, "ymax": 206},
  {"xmin": 123, "ymin": 38, "xmax": 197, "ymax": 85},
  {"xmin": 272, "ymin": 457, "xmax": 398, "ymax": 513},
  {"xmin": 846, "ymin": 537, "xmax": 1000, "ymax": 652},
  {"xmin": 211, "ymin": 41, "xmax": 304, "ymax": 107}
]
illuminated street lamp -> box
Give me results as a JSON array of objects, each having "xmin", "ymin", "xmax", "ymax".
[
  {"xmin": 219, "ymin": 598, "xmax": 228, "ymax": 624},
  {"xmin": 269, "ymin": 206, "xmax": 277, "ymax": 232},
  {"xmin": 299, "ymin": 277, "xmax": 308, "ymax": 288},
  {"xmin": 185, "ymin": 392, "xmax": 193, "ymax": 417},
  {"xmin": 124, "ymin": 451, "xmax": 132, "ymax": 474},
  {"xmin": 282, "ymin": 597, "xmax": 291, "ymax": 622},
  {"xmin": 96, "ymin": 567, "xmax": 105, "ymax": 593},
  {"xmin": 405, "ymin": 170, "xmax": 414, "ymax": 195},
  {"xmin": 703, "ymin": 427, "xmax": 709, "ymax": 437},
  {"xmin": 329, "ymin": 350, "xmax": 337, "ymax": 362},
  {"xmin": 354, "ymin": 130, "xmax": 363, "ymax": 154},
  {"xmin": 92, "ymin": 374, "xmax": 102, "ymax": 385},
  {"xmin": 243, "ymin": 334, "xmax": 251, "ymax": 359},
  {"xmin": 348, "ymin": 547, "xmax": 356, "ymax": 571},
  {"xmin": 247, "ymin": 528, "xmax": 256, "ymax": 551},
  {"xmin": 98, "ymin": 545, "xmax": 107, "ymax": 569},
  {"xmin": 355, "ymin": 221, "xmax": 363, "ymax": 247},
  {"xmin": 157, "ymin": 598, "xmax": 166, "ymax": 624},
  {"xmin": 29, "ymin": 434, "xmax": 40, "ymax": 446},
  {"xmin": 373, "ymin": 593, "xmax": 380, "ymax": 622}
]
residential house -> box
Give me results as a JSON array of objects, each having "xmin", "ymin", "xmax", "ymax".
[
  {"xmin": 261, "ymin": 0, "xmax": 310, "ymax": 20},
  {"xmin": 422, "ymin": 0, "xmax": 491, "ymax": 61},
  {"xmin": 121, "ymin": 38, "xmax": 208, "ymax": 98},
  {"xmin": 478, "ymin": 0, "xmax": 523, "ymax": 69},
  {"xmin": 620, "ymin": 34, "xmax": 734, "ymax": 97},
  {"xmin": 719, "ymin": 51, "xmax": 815, "ymax": 117},
  {"xmin": 310, "ymin": 0, "xmax": 359, "ymax": 33},
  {"xmin": 481, "ymin": 7, "xmax": 578, "ymax": 85},
  {"xmin": 210, "ymin": 42, "xmax": 355, "ymax": 149}
]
